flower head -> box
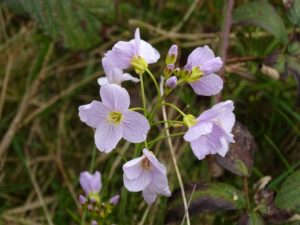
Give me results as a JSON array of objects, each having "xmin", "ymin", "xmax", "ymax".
[
  {"xmin": 123, "ymin": 149, "xmax": 171, "ymax": 204},
  {"xmin": 109, "ymin": 194, "xmax": 120, "ymax": 205},
  {"xmin": 185, "ymin": 45, "xmax": 223, "ymax": 96},
  {"xmin": 79, "ymin": 171, "xmax": 102, "ymax": 201},
  {"xmin": 79, "ymin": 84, "xmax": 150, "ymax": 153},
  {"xmin": 183, "ymin": 100, "xmax": 235, "ymax": 160},
  {"xmin": 98, "ymin": 58, "xmax": 139, "ymax": 86},
  {"xmin": 104, "ymin": 28, "xmax": 160, "ymax": 74}
]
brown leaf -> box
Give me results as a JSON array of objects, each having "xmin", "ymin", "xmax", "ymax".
[{"xmin": 215, "ymin": 121, "xmax": 256, "ymax": 177}]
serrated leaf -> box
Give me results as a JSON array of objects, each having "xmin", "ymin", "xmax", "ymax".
[
  {"xmin": 233, "ymin": 1, "xmax": 288, "ymax": 44},
  {"xmin": 166, "ymin": 182, "xmax": 246, "ymax": 223},
  {"xmin": 275, "ymin": 170, "xmax": 300, "ymax": 213},
  {"xmin": 21, "ymin": 0, "xmax": 114, "ymax": 50},
  {"xmin": 216, "ymin": 122, "xmax": 255, "ymax": 177}
]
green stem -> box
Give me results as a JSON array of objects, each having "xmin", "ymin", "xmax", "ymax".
[
  {"xmin": 145, "ymin": 68, "xmax": 161, "ymax": 97},
  {"xmin": 148, "ymin": 132, "xmax": 186, "ymax": 148},
  {"xmin": 129, "ymin": 107, "xmax": 146, "ymax": 112},
  {"xmin": 162, "ymin": 102, "xmax": 186, "ymax": 117},
  {"xmin": 89, "ymin": 146, "xmax": 96, "ymax": 172},
  {"xmin": 139, "ymin": 73, "xmax": 149, "ymax": 149},
  {"xmin": 151, "ymin": 120, "xmax": 184, "ymax": 126}
]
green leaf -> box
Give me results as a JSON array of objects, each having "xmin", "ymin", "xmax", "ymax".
[
  {"xmin": 166, "ymin": 183, "xmax": 246, "ymax": 223},
  {"xmin": 275, "ymin": 170, "xmax": 300, "ymax": 213},
  {"xmin": 233, "ymin": 1, "xmax": 288, "ymax": 44},
  {"xmin": 238, "ymin": 212, "xmax": 265, "ymax": 225},
  {"xmin": 21, "ymin": 0, "xmax": 114, "ymax": 50},
  {"xmin": 286, "ymin": 0, "xmax": 300, "ymax": 26}
]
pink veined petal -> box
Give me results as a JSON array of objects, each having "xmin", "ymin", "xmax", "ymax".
[
  {"xmin": 138, "ymin": 40, "xmax": 160, "ymax": 64},
  {"xmin": 187, "ymin": 45, "xmax": 216, "ymax": 67},
  {"xmin": 217, "ymin": 136, "xmax": 230, "ymax": 157},
  {"xmin": 78, "ymin": 101, "xmax": 110, "ymax": 129},
  {"xmin": 122, "ymin": 156, "xmax": 144, "ymax": 179},
  {"xmin": 123, "ymin": 170, "xmax": 152, "ymax": 192},
  {"xmin": 94, "ymin": 120, "xmax": 122, "ymax": 153},
  {"xmin": 190, "ymin": 137, "xmax": 211, "ymax": 160},
  {"xmin": 110, "ymin": 67, "xmax": 124, "ymax": 85},
  {"xmin": 183, "ymin": 121, "xmax": 213, "ymax": 142},
  {"xmin": 79, "ymin": 171, "xmax": 102, "ymax": 195},
  {"xmin": 200, "ymin": 57, "xmax": 223, "ymax": 75},
  {"xmin": 189, "ymin": 73, "xmax": 223, "ymax": 96},
  {"xmin": 142, "ymin": 190, "xmax": 157, "ymax": 204},
  {"xmin": 100, "ymin": 84, "xmax": 130, "ymax": 112},
  {"xmin": 142, "ymin": 149, "xmax": 166, "ymax": 174},
  {"xmin": 134, "ymin": 28, "xmax": 141, "ymax": 56},
  {"xmin": 121, "ymin": 73, "xmax": 139, "ymax": 83},
  {"xmin": 105, "ymin": 41, "xmax": 135, "ymax": 69},
  {"xmin": 197, "ymin": 100, "xmax": 234, "ymax": 122},
  {"xmin": 121, "ymin": 111, "xmax": 150, "ymax": 143},
  {"xmin": 215, "ymin": 111, "xmax": 235, "ymax": 133},
  {"xmin": 102, "ymin": 57, "xmax": 113, "ymax": 82},
  {"xmin": 97, "ymin": 77, "xmax": 109, "ymax": 86}
]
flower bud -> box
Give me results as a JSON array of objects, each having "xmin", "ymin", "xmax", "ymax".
[
  {"xmin": 163, "ymin": 64, "xmax": 174, "ymax": 77},
  {"xmin": 165, "ymin": 45, "xmax": 178, "ymax": 65},
  {"xmin": 109, "ymin": 194, "xmax": 120, "ymax": 205},
  {"xmin": 79, "ymin": 195, "xmax": 87, "ymax": 205},
  {"xmin": 165, "ymin": 76, "xmax": 177, "ymax": 88}
]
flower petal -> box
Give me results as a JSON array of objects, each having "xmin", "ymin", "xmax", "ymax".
[
  {"xmin": 143, "ymin": 149, "xmax": 166, "ymax": 174},
  {"xmin": 187, "ymin": 45, "xmax": 216, "ymax": 67},
  {"xmin": 138, "ymin": 40, "xmax": 160, "ymax": 64},
  {"xmin": 105, "ymin": 42, "xmax": 134, "ymax": 69},
  {"xmin": 94, "ymin": 121, "xmax": 122, "ymax": 153},
  {"xmin": 189, "ymin": 73, "xmax": 223, "ymax": 96},
  {"xmin": 197, "ymin": 100, "xmax": 234, "ymax": 122},
  {"xmin": 123, "ymin": 170, "xmax": 151, "ymax": 192},
  {"xmin": 201, "ymin": 57, "xmax": 223, "ymax": 75},
  {"xmin": 97, "ymin": 77, "xmax": 109, "ymax": 86},
  {"xmin": 121, "ymin": 111, "xmax": 150, "ymax": 143},
  {"xmin": 121, "ymin": 73, "xmax": 139, "ymax": 83},
  {"xmin": 123, "ymin": 156, "xmax": 144, "ymax": 179},
  {"xmin": 134, "ymin": 28, "xmax": 141, "ymax": 55},
  {"xmin": 183, "ymin": 121, "xmax": 213, "ymax": 142},
  {"xmin": 78, "ymin": 101, "xmax": 110, "ymax": 129},
  {"xmin": 79, "ymin": 171, "xmax": 102, "ymax": 195},
  {"xmin": 100, "ymin": 84, "xmax": 130, "ymax": 112},
  {"xmin": 142, "ymin": 190, "xmax": 157, "ymax": 204}
]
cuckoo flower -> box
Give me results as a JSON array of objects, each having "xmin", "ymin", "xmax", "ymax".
[
  {"xmin": 123, "ymin": 149, "xmax": 171, "ymax": 204},
  {"xmin": 183, "ymin": 100, "xmax": 235, "ymax": 160},
  {"xmin": 80, "ymin": 171, "xmax": 102, "ymax": 201},
  {"xmin": 79, "ymin": 84, "xmax": 150, "ymax": 153},
  {"xmin": 165, "ymin": 76, "xmax": 177, "ymax": 88},
  {"xmin": 185, "ymin": 45, "xmax": 223, "ymax": 96},
  {"xmin": 97, "ymin": 58, "xmax": 139, "ymax": 86},
  {"xmin": 104, "ymin": 28, "xmax": 160, "ymax": 74}
]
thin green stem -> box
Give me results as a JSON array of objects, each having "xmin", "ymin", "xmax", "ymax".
[
  {"xmin": 139, "ymin": 73, "xmax": 149, "ymax": 149},
  {"xmin": 148, "ymin": 132, "xmax": 186, "ymax": 148},
  {"xmin": 145, "ymin": 68, "xmax": 161, "ymax": 97},
  {"xmin": 129, "ymin": 107, "xmax": 146, "ymax": 112},
  {"xmin": 151, "ymin": 120, "xmax": 184, "ymax": 126},
  {"xmin": 89, "ymin": 146, "xmax": 96, "ymax": 172},
  {"xmin": 163, "ymin": 102, "xmax": 186, "ymax": 117}
]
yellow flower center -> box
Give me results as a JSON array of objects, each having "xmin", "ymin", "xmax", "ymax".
[
  {"xmin": 108, "ymin": 111, "xmax": 123, "ymax": 125},
  {"xmin": 131, "ymin": 56, "xmax": 148, "ymax": 74},
  {"xmin": 186, "ymin": 67, "xmax": 204, "ymax": 82}
]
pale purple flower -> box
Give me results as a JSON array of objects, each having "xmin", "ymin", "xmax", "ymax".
[
  {"xmin": 185, "ymin": 45, "xmax": 223, "ymax": 96},
  {"xmin": 104, "ymin": 28, "xmax": 160, "ymax": 72},
  {"xmin": 79, "ymin": 84, "xmax": 150, "ymax": 153},
  {"xmin": 165, "ymin": 76, "xmax": 177, "ymax": 88},
  {"xmin": 183, "ymin": 100, "xmax": 235, "ymax": 160},
  {"xmin": 97, "ymin": 57, "xmax": 139, "ymax": 86},
  {"xmin": 79, "ymin": 171, "xmax": 102, "ymax": 196},
  {"xmin": 109, "ymin": 194, "xmax": 120, "ymax": 205},
  {"xmin": 123, "ymin": 149, "xmax": 171, "ymax": 204}
]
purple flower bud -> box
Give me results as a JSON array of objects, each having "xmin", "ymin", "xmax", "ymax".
[
  {"xmin": 165, "ymin": 76, "xmax": 177, "ymax": 88},
  {"xmin": 79, "ymin": 171, "xmax": 102, "ymax": 196},
  {"xmin": 91, "ymin": 220, "xmax": 98, "ymax": 225},
  {"xmin": 87, "ymin": 204, "xmax": 93, "ymax": 211},
  {"xmin": 165, "ymin": 45, "xmax": 178, "ymax": 65},
  {"xmin": 79, "ymin": 195, "xmax": 87, "ymax": 205},
  {"xmin": 163, "ymin": 64, "xmax": 174, "ymax": 77},
  {"xmin": 109, "ymin": 194, "xmax": 120, "ymax": 205}
]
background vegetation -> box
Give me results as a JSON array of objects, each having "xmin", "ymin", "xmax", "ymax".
[{"xmin": 0, "ymin": 0, "xmax": 300, "ymax": 224}]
